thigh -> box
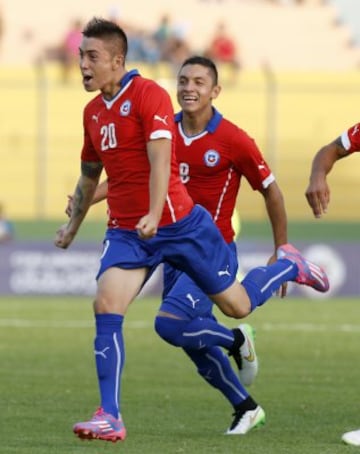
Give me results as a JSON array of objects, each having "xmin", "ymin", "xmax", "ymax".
[
  {"xmin": 95, "ymin": 266, "xmax": 148, "ymax": 315},
  {"xmin": 161, "ymin": 269, "xmax": 213, "ymax": 319},
  {"xmin": 97, "ymin": 228, "xmax": 161, "ymax": 279},
  {"xmin": 159, "ymin": 206, "xmax": 238, "ymax": 295}
]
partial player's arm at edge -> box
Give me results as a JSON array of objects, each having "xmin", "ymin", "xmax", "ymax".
[{"xmin": 305, "ymin": 137, "xmax": 349, "ymax": 218}]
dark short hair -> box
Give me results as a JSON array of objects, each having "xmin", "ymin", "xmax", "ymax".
[
  {"xmin": 82, "ymin": 17, "xmax": 128, "ymax": 57},
  {"xmin": 179, "ymin": 56, "xmax": 218, "ymax": 85}
]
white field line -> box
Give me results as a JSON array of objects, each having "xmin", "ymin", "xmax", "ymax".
[{"xmin": 0, "ymin": 319, "xmax": 360, "ymax": 332}]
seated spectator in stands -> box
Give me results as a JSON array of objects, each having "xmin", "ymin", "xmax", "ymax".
[
  {"xmin": 0, "ymin": 203, "xmax": 14, "ymax": 243},
  {"xmin": 204, "ymin": 22, "xmax": 241, "ymax": 84},
  {"xmin": 59, "ymin": 18, "xmax": 83, "ymax": 83}
]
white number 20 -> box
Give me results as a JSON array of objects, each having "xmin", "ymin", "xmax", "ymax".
[{"xmin": 100, "ymin": 123, "xmax": 117, "ymax": 151}]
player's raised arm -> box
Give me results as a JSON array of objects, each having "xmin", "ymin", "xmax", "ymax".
[{"xmin": 305, "ymin": 137, "xmax": 348, "ymax": 218}]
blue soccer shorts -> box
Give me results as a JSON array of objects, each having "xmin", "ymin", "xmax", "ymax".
[
  {"xmin": 160, "ymin": 242, "xmax": 238, "ymax": 320},
  {"xmin": 97, "ymin": 204, "xmax": 238, "ymax": 296}
]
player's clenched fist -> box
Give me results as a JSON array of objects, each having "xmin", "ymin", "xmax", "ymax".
[{"xmin": 54, "ymin": 224, "xmax": 76, "ymax": 249}]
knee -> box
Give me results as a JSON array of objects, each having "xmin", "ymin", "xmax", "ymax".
[
  {"xmin": 217, "ymin": 302, "xmax": 250, "ymax": 319},
  {"xmin": 154, "ymin": 316, "xmax": 184, "ymax": 347},
  {"xmin": 154, "ymin": 316, "xmax": 166, "ymax": 339},
  {"xmin": 93, "ymin": 295, "xmax": 127, "ymax": 315},
  {"xmin": 211, "ymin": 283, "xmax": 251, "ymax": 319}
]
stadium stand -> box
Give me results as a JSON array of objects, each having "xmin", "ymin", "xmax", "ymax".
[
  {"xmin": 327, "ymin": 0, "xmax": 360, "ymax": 47},
  {"xmin": 2, "ymin": 0, "xmax": 360, "ymax": 69}
]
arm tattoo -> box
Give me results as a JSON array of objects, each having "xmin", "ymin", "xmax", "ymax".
[
  {"xmin": 334, "ymin": 136, "xmax": 344, "ymax": 149},
  {"xmin": 81, "ymin": 161, "xmax": 103, "ymax": 179},
  {"xmin": 334, "ymin": 136, "xmax": 349, "ymax": 158},
  {"xmin": 70, "ymin": 161, "xmax": 103, "ymax": 219},
  {"xmin": 72, "ymin": 184, "xmax": 85, "ymax": 219}
]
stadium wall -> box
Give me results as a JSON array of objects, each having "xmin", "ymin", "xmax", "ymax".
[{"xmin": 1, "ymin": 65, "xmax": 360, "ymax": 221}]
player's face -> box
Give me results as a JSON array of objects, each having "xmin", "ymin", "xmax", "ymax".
[
  {"xmin": 79, "ymin": 36, "xmax": 123, "ymax": 98},
  {"xmin": 177, "ymin": 64, "xmax": 220, "ymax": 114}
]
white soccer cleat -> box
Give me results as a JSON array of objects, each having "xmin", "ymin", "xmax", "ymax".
[
  {"xmin": 342, "ymin": 429, "xmax": 360, "ymax": 446},
  {"xmin": 226, "ymin": 406, "xmax": 266, "ymax": 435},
  {"xmin": 231, "ymin": 324, "xmax": 259, "ymax": 386}
]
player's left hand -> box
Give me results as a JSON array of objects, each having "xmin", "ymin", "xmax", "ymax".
[
  {"xmin": 135, "ymin": 213, "xmax": 159, "ymax": 239},
  {"xmin": 268, "ymin": 252, "xmax": 287, "ymax": 298}
]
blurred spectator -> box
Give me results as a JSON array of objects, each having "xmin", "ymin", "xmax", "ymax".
[
  {"xmin": 165, "ymin": 36, "xmax": 191, "ymax": 75},
  {"xmin": 153, "ymin": 14, "xmax": 172, "ymax": 61},
  {"xmin": 0, "ymin": 203, "xmax": 14, "ymax": 243},
  {"xmin": 204, "ymin": 22, "xmax": 241, "ymax": 84},
  {"xmin": 159, "ymin": 20, "xmax": 192, "ymax": 75},
  {"xmin": 126, "ymin": 25, "xmax": 160, "ymax": 64},
  {"xmin": 59, "ymin": 18, "xmax": 83, "ymax": 83}
]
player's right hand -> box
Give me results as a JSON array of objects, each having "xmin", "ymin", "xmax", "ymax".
[
  {"xmin": 54, "ymin": 224, "xmax": 76, "ymax": 249},
  {"xmin": 305, "ymin": 178, "xmax": 330, "ymax": 218}
]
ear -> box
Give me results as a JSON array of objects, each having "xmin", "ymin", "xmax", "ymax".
[
  {"xmin": 113, "ymin": 53, "xmax": 124, "ymax": 70},
  {"xmin": 211, "ymin": 84, "xmax": 221, "ymax": 100}
]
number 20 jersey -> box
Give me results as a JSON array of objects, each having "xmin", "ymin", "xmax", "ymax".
[{"xmin": 81, "ymin": 70, "xmax": 194, "ymax": 230}]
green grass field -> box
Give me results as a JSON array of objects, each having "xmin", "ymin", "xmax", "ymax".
[{"xmin": 1, "ymin": 296, "xmax": 360, "ymax": 453}]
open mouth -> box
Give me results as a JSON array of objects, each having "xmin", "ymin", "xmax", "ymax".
[
  {"xmin": 183, "ymin": 95, "xmax": 197, "ymax": 102},
  {"xmin": 83, "ymin": 75, "xmax": 93, "ymax": 83}
]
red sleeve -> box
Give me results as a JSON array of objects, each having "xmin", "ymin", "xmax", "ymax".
[
  {"xmin": 341, "ymin": 123, "xmax": 360, "ymax": 153},
  {"xmin": 81, "ymin": 107, "xmax": 101, "ymax": 162},
  {"xmin": 230, "ymin": 128, "xmax": 274, "ymax": 190},
  {"xmin": 137, "ymin": 82, "xmax": 175, "ymax": 141}
]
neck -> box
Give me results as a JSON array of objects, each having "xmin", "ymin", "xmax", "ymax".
[
  {"xmin": 102, "ymin": 68, "xmax": 127, "ymax": 100},
  {"xmin": 182, "ymin": 108, "xmax": 213, "ymax": 136}
]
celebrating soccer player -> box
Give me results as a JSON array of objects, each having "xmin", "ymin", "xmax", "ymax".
[
  {"xmin": 306, "ymin": 122, "xmax": 360, "ymax": 447},
  {"xmin": 55, "ymin": 17, "xmax": 329, "ymax": 443}
]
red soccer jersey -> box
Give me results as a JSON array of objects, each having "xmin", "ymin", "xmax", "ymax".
[
  {"xmin": 81, "ymin": 70, "xmax": 193, "ymax": 229},
  {"xmin": 341, "ymin": 123, "xmax": 360, "ymax": 153},
  {"xmin": 175, "ymin": 109, "xmax": 274, "ymax": 243}
]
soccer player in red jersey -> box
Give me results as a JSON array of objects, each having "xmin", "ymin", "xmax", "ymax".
[
  {"xmin": 155, "ymin": 56, "xmax": 288, "ymax": 434},
  {"xmin": 306, "ymin": 124, "xmax": 360, "ymax": 447},
  {"xmin": 55, "ymin": 18, "xmax": 328, "ymax": 443}
]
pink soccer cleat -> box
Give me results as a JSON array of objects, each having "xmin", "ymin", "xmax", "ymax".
[
  {"xmin": 277, "ymin": 243, "xmax": 329, "ymax": 293},
  {"xmin": 73, "ymin": 407, "xmax": 126, "ymax": 442}
]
